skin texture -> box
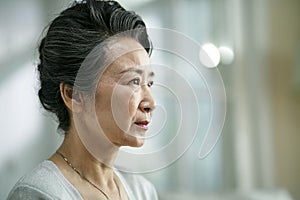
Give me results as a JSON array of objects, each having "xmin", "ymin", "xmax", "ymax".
[{"xmin": 49, "ymin": 37, "xmax": 155, "ymax": 200}]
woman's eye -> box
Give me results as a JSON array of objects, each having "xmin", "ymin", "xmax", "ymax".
[
  {"xmin": 129, "ymin": 78, "xmax": 140, "ymax": 85},
  {"xmin": 147, "ymin": 81, "xmax": 154, "ymax": 87}
]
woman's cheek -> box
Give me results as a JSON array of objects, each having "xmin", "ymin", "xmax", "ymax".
[{"xmin": 110, "ymin": 85, "xmax": 135, "ymax": 130}]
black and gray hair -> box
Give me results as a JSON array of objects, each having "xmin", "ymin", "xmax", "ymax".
[{"xmin": 37, "ymin": 0, "xmax": 152, "ymax": 132}]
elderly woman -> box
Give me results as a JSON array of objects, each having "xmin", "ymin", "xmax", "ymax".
[{"xmin": 8, "ymin": 0, "xmax": 157, "ymax": 199}]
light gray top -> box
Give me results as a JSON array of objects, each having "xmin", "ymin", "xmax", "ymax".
[{"xmin": 7, "ymin": 160, "xmax": 158, "ymax": 200}]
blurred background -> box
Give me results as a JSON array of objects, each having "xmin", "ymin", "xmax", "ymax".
[{"xmin": 0, "ymin": 0, "xmax": 299, "ymax": 199}]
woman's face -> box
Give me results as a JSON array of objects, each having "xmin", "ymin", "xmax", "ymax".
[{"xmin": 90, "ymin": 38, "xmax": 155, "ymax": 147}]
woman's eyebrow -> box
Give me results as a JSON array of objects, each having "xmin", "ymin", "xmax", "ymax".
[{"xmin": 119, "ymin": 68, "xmax": 155, "ymax": 77}]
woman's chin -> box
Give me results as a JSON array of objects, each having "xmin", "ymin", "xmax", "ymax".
[
  {"xmin": 133, "ymin": 138, "xmax": 145, "ymax": 147},
  {"xmin": 113, "ymin": 134, "xmax": 145, "ymax": 147},
  {"xmin": 125, "ymin": 136, "xmax": 145, "ymax": 147}
]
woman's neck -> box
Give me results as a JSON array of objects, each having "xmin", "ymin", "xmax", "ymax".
[{"xmin": 54, "ymin": 125, "xmax": 119, "ymax": 187}]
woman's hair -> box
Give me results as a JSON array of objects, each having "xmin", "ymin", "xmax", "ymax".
[{"xmin": 37, "ymin": 0, "xmax": 152, "ymax": 132}]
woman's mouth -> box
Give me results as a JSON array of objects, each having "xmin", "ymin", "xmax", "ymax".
[{"xmin": 134, "ymin": 121, "xmax": 149, "ymax": 130}]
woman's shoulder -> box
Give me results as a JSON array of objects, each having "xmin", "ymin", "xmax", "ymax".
[
  {"xmin": 115, "ymin": 169, "xmax": 159, "ymax": 200},
  {"xmin": 7, "ymin": 160, "xmax": 82, "ymax": 200}
]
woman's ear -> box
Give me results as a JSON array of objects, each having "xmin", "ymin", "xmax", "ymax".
[{"xmin": 60, "ymin": 83, "xmax": 83, "ymax": 113}]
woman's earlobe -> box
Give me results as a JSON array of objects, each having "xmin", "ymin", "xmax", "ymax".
[{"xmin": 60, "ymin": 83, "xmax": 83, "ymax": 113}]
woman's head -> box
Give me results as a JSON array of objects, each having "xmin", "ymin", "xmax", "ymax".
[
  {"xmin": 37, "ymin": 0, "xmax": 152, "ymax": 132},
  {"xmin": 75, "ymin": 37, "xmax": 156, "ymax": 147}
]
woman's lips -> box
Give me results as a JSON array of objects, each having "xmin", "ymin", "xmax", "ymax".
[{"xmin": 134, "ymin": 121, "xmax": 149, "ymax": 130}]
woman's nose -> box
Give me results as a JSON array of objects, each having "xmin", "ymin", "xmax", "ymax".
[{"xmin": 139, "ymin": 87, "xmax": 156, "ymax": 113}]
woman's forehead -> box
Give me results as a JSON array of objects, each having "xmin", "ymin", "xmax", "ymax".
[
  {"xmin": 105, "ymin": 48, "xmax": 150, "ymax": 75},
  {"xmin": 94, "ymin": 37, "xmax": 151, "ymax": 79}
]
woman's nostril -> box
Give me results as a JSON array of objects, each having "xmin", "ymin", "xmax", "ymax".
[{"xmin": 144, "ymin": 107, "xmax": 151, "ymax": 112}]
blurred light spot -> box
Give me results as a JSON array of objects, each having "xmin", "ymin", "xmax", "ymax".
[
  {"xmin": 219, "ymin": 46, "xmax": 234, "ymax": 65},
  {"xmin": 199, "ymin": 43, "xmax": 220, "ymax": 68}
]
